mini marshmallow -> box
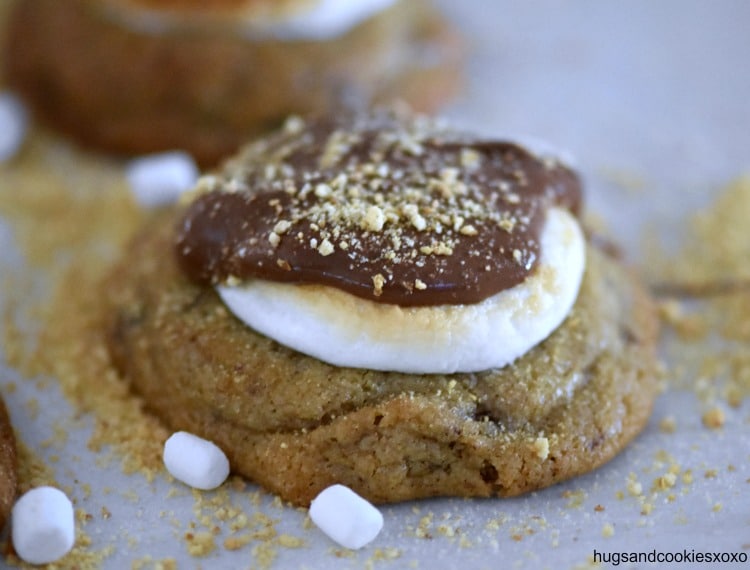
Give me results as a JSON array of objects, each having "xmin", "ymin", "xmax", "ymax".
[
  {"xmin": 0, "ymin": 92, "xmax": 29, "ymax": 162},
  {"xmin": 12, "ymin": 486, "xmax": 75, "ymax": 565},
  {"xmin": 126, "ymin": 151, "xmax": 199, "ymax": 207},
  {"xmin": 163, "ymin": 431, "xmax": 230, "ymax": 490},
  {"xmin": 309, "ymin": 484, "xmax": 384, "ymax": 549}
]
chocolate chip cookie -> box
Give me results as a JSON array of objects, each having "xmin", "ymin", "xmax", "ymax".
[
  {"xmin": 103, "ymin": 109, "xmax": 659, "ymax": 505},
  {"xmin": 4, "ymin": 0, "xmax": 461, "ymax": 165}
]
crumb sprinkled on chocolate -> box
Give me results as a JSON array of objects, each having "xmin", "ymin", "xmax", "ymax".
[{"xmin": 176, "ymin": 108, "xmax": 581, "ymax": 305}]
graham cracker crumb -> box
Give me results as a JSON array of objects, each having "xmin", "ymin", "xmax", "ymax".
[
  {"xmin": 653, "ymin": 472, "xmax": 677, "ymax": 491},
  {"xmin": 659, "ymin": 416, "xmax": 677, "ymax": 433},
  {"xmin": 372, "ymin": 274, "xmax": 385, "ymax": 296},
  {"xmin": 371, "ymin": 548, "xmax": 402, "ymax": 561},
  {"xmin": 648, "ymin": 176, "xmax": 750, "ymax": 288},
  {"xmin": 562, "ymin": 489, "xmax": 587, "ymax": 509},
  {"xmin": 702, "ymin": 407, "xmax": 725, "ymax": 429},
  {"xmin": 414, "ymin": 513, "xmax": 434, "ymax": 539},
  {"xmin": 223, "ymin": 535, "xmax": 253, "ymax": 551},
  {"xmin": 185, "ymin": 531, "xmax": 216, "ymax": 557},
  {"xmin": 131, "ymin": 556, "xmax": 178, "ymax": 570},
  {"xmin": 650, "ymin": 177, "xmax": 750, "ymax": 416},
  {"xmin": 626, "ymin": 473, "xmax": 643, "ymax": 497},
  {"xmin": 460, "ymin": 148, "xmax": 481, "ymax": 170},
  {"xmin": 532, "ymin": 437, "xmax": 549, "ymax": 460},
  {"xmin": 251, "ymin": 541, "xmax": 277, "ymax": 569},
  {"xmin": 277, "ymin": 535, "xmax": 305, "ymax": 548},
  {"xmin": 437, "ymin": 524, "xmax": 456, "ymax": 537},
  {"xmin": 317, "ymin": 238, "xmax": 335, "ymax": 256},
  {"xmin": 362, "ymin": 205, "xmax": 386, "ymax": 232}
]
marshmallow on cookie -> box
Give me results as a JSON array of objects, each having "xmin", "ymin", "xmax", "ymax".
[{"xmin": 177, "ymin": 108, "xmax": 585, "ymax": 374}]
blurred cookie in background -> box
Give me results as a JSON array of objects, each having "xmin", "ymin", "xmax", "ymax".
[
  {"xmin": 3, "ymin": 0, "xmax": 462, "ymax": 165},
  {"xmin": 0, "ymin": 397, "xmax": 17, "ymax": 531}
]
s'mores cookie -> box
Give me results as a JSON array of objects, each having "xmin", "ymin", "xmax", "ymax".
[
  {"xmin": 3, "ymin": 0, "xmax": 461, "ymax": 165},
  {"xmin": 104, "ymin": 108, "xmax": 659, "ymax": 505},
  {"xmin": 0, "ymin": 397, "xmax": 17, "ymax": 529}
]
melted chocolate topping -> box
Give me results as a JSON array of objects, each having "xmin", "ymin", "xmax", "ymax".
[{"xmin": 176, "ymin": 110, "xmax": 582, "ymax": 306}]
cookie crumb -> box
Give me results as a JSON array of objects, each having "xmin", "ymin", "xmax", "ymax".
[
  {"xmin": 702, "ymin": 407, "xmax": 725, "ymax": 429},
  {"xmin": 415, "ymin": 513, "xmax": 433, "ymax": 539},
  {"xmin": 362, "ymin": 205, "xmax": 386, "ymax": 232},
  {"xmin": 437, "ymin": 524, "xmax": 455, "ymax": 537},
  {"xmin": 601, "ymin": 523, "xmax": 615, "ymax": 538},
  {"xmin": 658, "ymin": 298, "xmax": 683, "ymax": 322},
  {"xmin": 460, "ymin": 148, "xmax": 481, "ymax": 170},
  {"xmin": 532, "ymin": 437, "xmax": 549, "ymax": 460},
  {"xmin": 562, "ymin": 489, "xmax": 587, "ymax": 509},
  {"xmin": 273, "ymin": 220, "xmax": 292, "ymax": 235},
  {"xmin": 659, "ymin": 416, "xmax": 676, "ymax": 433},
  {"xmin": 626, "ymin": 473, "xmax": 643, "ymax": 497},
  {"xmin": 283, "ymin": 116, "xmax": 305, "ymax": 134},
  {"xmin": 185, "ymin": 531, "xmax": 216, "ymax": 557},
  {"xmin": 402, "ymin": 204, "xmax": 427, "ymax": 231},
  {"xmin": 372, "ymin": 274, "xmax": 385, "ymax": 296},
  {"xmin": 317, "ymin": 238, "xmax": 335, "ymax": 256},
  {"xmin": 370, "ymin": 547, "xmax": 402, "ymax": 562},
  {"xmin": 277, "ymin": 534, "xmax": 305, "ymax": 548},
  {"xmin": 223, "ymin": 535, "xmax": 252, "ymax": 551},
  {"xmin": 653, "ymin": 472, "xmax": 677, "ymax": 491}
]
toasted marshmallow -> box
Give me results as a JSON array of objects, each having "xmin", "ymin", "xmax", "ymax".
[
  {"xmin": 217, "ymin": 207, "xmax": 585, "ymax": 374},
  {"xmin": 257, "ymin": 0, "xmax": 398, "ymax": 40},
  {"xmin": 103, "ymin": 0, "xmax": 398, "ymax": 40}
]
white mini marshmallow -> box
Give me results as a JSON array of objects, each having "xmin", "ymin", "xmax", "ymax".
[
  {"xmin": 0, "ymin": 92, "xmax": 29, "ymax": 162},
  {"xmin": 309, "ymin": 484, "xmax": 384, "ymax": 549},
  {"xmin": 12, "ymin": 486, "xmax": 76, "ymax": 565},
  {"xmin": 163, "ymin": 431, "xmax": 230, "ymax": 490},
  {"xmin": 126, "ymin": 151, "xmax": 199, "ymax": 207}
]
